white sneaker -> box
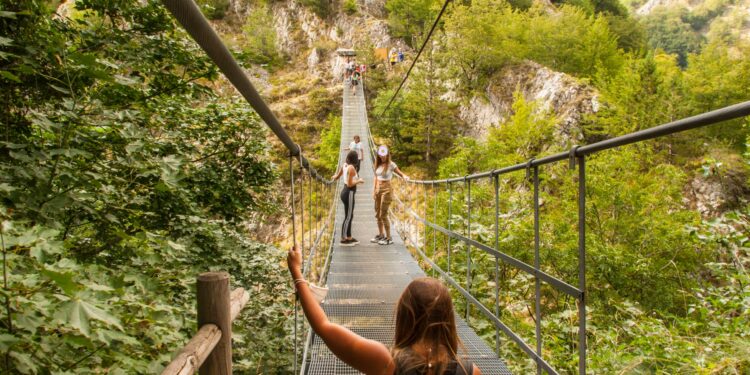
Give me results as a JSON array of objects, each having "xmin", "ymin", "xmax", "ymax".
[
  {"xmin": 378, "ymin": 238, "xmax": 393, "ymax": 245},
  {"xmin": 371, "ymin": 235, "xmax": 383, "ymax": 243}
]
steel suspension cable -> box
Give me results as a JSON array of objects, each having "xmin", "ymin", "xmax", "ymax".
[
  {"xmin": 159, "ymin": 3, "xmax": 353, "ymax": 373},
  {"xmin": 379, "ymin": 0, "xmax": 452, "ymax": 117}
]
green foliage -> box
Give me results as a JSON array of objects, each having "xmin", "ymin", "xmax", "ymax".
[
  {"xmin": 705, "ymin": 5, "xmax": 748, "ymax": 43},
  {"xmin": 683, "ymin": 41, "xmax": 750, "ymax": 146},
  {"xmin": 592, "ymin": 53, "xmax": 687, "ymax": 139},
  {"xmin": 438, "ymin": 92, "xmax": 558, "ymax": 177},
  {"xmin": 196, "ymin": 0, "xmax": 231, "ymax": 19},
  {"xmin": 0, "ymin": 1, "xmax": 293, "ymax": 372},
  {"xmin": 314, "ymin": 114, "xmax": 343, "ymax": 175},
  {"xmin": 241, "ymin": 4, "xmax": 284, "ymax": 66},
  {"xmin": 641, "ymin": 8, "xmax": 704, "ymax": 67},
  {"xmin": 373, "ymin": 48, "xmax": 461, "ymax": 171},
  {"xmin": 443, "ymin": 0, "xmax": 623, "ymax": 91},
  {"xmin": 343, "ymin": 0, "xmax": 358, "ymax": 15},
  {"xmin": 603, "ymin": 13, "xmax": 647, "ymax": 53},
  {"xmin": 385, "ymin": 0, "xmax": 442, "ymax": 44}
]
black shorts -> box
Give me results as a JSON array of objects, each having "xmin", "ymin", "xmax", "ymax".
[{"xmin": 352, "ymin": 80, "xmax": 359, "ymax": 85}]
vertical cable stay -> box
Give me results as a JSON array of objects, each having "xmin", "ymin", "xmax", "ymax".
[{"xmin": 379, "ymin": 0, "xmax": 453, "ymax": 117}]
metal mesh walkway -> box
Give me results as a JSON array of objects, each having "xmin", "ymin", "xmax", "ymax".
[{"xmin": 303, "ymin": 83, "xmax": 512, "ymax": 375}]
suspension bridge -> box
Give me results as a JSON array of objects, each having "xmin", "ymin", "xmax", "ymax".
[
  {"xmin": 157, "ymin": 1, "xmax": 750, "ymax": 374},
  {"xmin": 299, "ymin": 83, "xmax": 513, "ymax": 374}
]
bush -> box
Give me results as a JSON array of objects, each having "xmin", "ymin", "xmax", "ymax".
[
  {"xmin": 196, "ymin": 0, "xmax": 230, "ymax": 19},
  {"xmin": 299, "ymin": 0, "xmax": 332, "ymax": 18},
  {"xmin": 343, "ymin": 0, "xmax": 358, "ymax": 15},
  {"xmin": 242, "ymin": 5, "xmax": 284, "ymax": 66}
]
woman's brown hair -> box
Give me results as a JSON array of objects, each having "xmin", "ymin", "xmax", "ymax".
[
  {"xmin": 345, "ymin": 150, "xmax": 359, "ymax": 166},
  {"xmin": 392, "ymin": 278, "xmax": 464, "ymax": 374}
]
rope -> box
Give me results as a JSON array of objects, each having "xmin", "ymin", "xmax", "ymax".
[{"xmin": 379, "ymin": 0, "xmax": 452, "ymax": 117}]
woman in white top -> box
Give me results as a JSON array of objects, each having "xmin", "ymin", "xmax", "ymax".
[
  {"xmin": 333, "ymin": 150, "xmax": 364, "ymax": 246},
  {"xmin": 372, "ymin": 145, "xmax": 408, "ymax": 245}
]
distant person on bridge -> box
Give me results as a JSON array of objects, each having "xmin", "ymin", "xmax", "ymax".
[
  {"xmin": 288, "ymin": 247, "xmax": 481, "ymax": 375},
  {"xmin": 372, "ymin": 145, "xmax": 408, "ymax": 246},
  {"xmin": 345, "ymin": 57, "xmax": 355, "ymax": 82},
  {"xmin": 351, "ymin": 69, "xmax": 361, "ymax": 95},
  {"xmin": 332, "ymin": 150, "xmax": 364, "ymax": 246},
  {"xmin": 345, "ymin": 135, "xmax": 364, "ymax": 173}
]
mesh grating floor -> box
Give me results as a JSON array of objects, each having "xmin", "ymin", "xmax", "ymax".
[{"xmin": 304, "ymin": 83, "xmax": 512, "ymax": 375}]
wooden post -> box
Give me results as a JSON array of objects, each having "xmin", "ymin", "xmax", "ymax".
[{"xmin": 197, "ymin": 272, "xmax": 231, "ymax": 375}]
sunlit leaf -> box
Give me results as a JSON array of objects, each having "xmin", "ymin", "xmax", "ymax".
[
  {"xmin": 0, "ymin": 70, "xmax": 20, "ymax": 82},
  {"xmin": 55, "ymin": 299, "xmax": 123, "ymax": 337},
  {"xmin": 42, "ymin": 268, "xmax": 79, "ymax": 296},
  {"xmin": 0, "ymin": 334, "xmax": 20, "ymax": 351}
]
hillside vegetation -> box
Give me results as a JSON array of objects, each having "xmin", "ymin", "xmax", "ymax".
[
  {"xmin": 367, "ymin": 0, "xmax": 750, "ymax": 373},
  {"xmin": 0, "ymin": 1, "xmax": 293, "ymax": 372}
]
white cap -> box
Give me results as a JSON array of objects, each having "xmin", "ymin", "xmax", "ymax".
[{"xmin": 377, "ymin": 145, "xmax": 389, "ymax": 157}]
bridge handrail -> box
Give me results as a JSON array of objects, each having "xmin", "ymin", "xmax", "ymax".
[
  {"xmin": 390, "ymin": 209, "xmax": 561, "ymax": 375},
  {"xmin": 159, "ymin": 1, "xmax": 343, "ymax": 374},
  {"xmin": 161, "ymin": 277, "xmax": 250, "ymax": 375},
  {"xmin": 375, "ymin": 99, "xmax": 750, "ymax": 375}
]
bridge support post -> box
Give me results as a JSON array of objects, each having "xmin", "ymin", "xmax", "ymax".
[{"xmin": 197, "ymin": 272, "xmax": 232, "ymax": 375}]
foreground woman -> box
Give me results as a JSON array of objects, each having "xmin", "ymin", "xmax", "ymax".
[{"xmin": 287, "ymin": 246, "xmax": 481, "ymax": 375}]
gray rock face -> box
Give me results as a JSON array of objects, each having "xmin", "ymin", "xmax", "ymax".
[
  {"xmin": 685, "ymin": 170, "xmax": 749, "ymax": 217},
  {"xmin": 459, "ymin": 61, "xmax": 598, "ymax": 142},
  {"xmin": 269, "ymin": 1, "xmax": 398, "ymax": 81}
]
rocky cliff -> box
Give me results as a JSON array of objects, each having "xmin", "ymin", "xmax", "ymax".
[{"xmin": 458, "ymin": 61, "xmax": 599, "ymax": 143}]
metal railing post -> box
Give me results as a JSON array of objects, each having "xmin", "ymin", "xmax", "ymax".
[
  {"xmin": 493, "ymin": 174, "xmax": 501, "ymax": 356},
  {"xmin": 309, "ymin": 173, "xmax": 313, "ymax": 252},
  {"xmin": 433, "ymin": 182, "xmax": 438, "ymax": 278},
  {"xmin": 424, "ymin": 184, "xmax": 428, "ymax": 253},
  {"xmin": 577, "ymin": 156, "xmax": 587, "ymax": 375},
  {"xmin": 447, "ymin": 182, "xmax": 452, "ymax": 275},
  {"xmin": 466, "ymin": 179, "xmax": 472, "ymax": 322},
  {"xmin": 533, "ymin": 166, "xmax": 542, "ymax": 375}
]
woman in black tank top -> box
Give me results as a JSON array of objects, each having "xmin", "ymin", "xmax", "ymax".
[{"xmin": 288, "ymin": 247, "xmax": 481, "ymax": 375}]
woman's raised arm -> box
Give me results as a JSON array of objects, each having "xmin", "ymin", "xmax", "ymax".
[
  {"xmin": 331, "ymin": 166, "xmax": 342, "ymax": 181},
  {"xmin": 287, "ymin": 246, "xmax": 393, "ymax": 375}
]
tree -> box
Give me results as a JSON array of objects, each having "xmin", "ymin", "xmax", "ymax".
[
  {"xmin": 386, "ymin": 0, "xmax": 443, "ymax": 44},
  {"xmin": 0, "ymin": 1, "xmax": 291, "ymax": 372},
  {"xmin": 641, "ymin": 8, "xmax": 704, "ymax": 67}
]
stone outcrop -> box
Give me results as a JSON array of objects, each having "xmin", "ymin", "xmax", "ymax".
[
  {"xmin": 684, "ymin": 161, "xmax": 749, "ymax": 217},
  {"xmin": 459, "ymin": 61, "xmax": 598, "ymax": 142},
  {"xmin": 270, "ymin": 1, "xmax": 398, "ymax": 80}
]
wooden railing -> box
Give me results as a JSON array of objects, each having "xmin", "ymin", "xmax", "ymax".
[{"xmin": 162, "ymin": 272, "xmax": 250, "ymax": 375}]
